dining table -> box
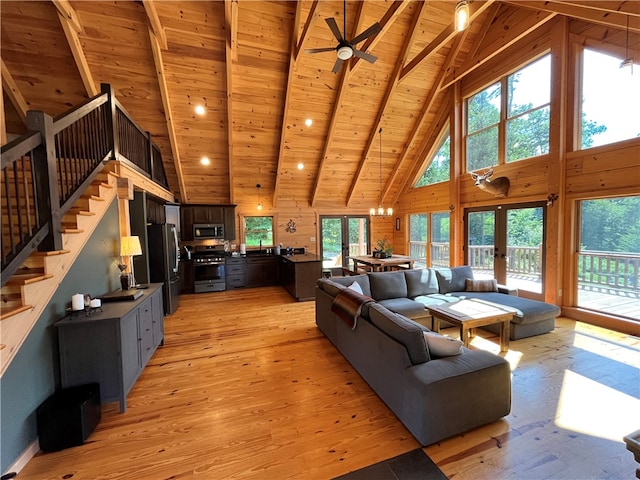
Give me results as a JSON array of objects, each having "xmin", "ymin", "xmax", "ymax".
[{"xmin": 350, "ymin": 254, "xmax": 415, "ymax": 273}]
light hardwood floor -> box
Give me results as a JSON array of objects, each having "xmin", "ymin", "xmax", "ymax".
[{"xmin": 18, "ymin": 286, "xmax": 640, "ymax": 479}]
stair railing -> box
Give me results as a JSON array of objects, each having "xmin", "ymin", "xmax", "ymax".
[{"xmin": 1, "ymin": 83, "xmax": 169, "ymax": 287}]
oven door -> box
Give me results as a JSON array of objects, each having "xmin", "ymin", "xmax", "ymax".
[{"xmin": 194, "ymin": 262, "xmax": 225, "ymax": 283}]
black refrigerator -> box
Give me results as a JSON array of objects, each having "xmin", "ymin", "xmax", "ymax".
[{"xmin": 147, "ymin": 223, "xmax": 180, "ymax": 315}]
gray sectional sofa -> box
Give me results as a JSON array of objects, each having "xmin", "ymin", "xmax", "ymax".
[
  {"xmin": 315, "ymin": 277, "xmax": 512, "ymax": 446},
  {"xmin": 332, "ymin": 266, "xmax": 560, "ymax": 340}
]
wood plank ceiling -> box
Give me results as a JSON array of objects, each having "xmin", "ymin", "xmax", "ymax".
[{"xmin": 2, "ymin": 1, "xmax": 638, "ymax": 209}]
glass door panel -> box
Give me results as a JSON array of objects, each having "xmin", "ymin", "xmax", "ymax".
[
  {"xmin": 467, "ymin": 210, "xmax": 496, "ymax": 281},
  {"xmin": 320, "ymin": 216, "xmax": 369, "ymax": 270},
  {"xmin": 506, "ymin": 206, "xmax": 544, "ymax": 294}
]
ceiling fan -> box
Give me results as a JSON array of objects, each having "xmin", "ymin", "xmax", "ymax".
[{"xmin": 305, "ymin": 1, "xmax": 382, "ymax": 73}]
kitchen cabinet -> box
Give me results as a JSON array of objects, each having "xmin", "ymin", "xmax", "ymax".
[
  {"xmin": 280, "ymin": 254, "xmax": 323, "ymax": 301},
  {"xmin": 180, "ymin": 205, "xmax": 236, "ymax": 241},
  {"xmin": 226, "ymin": 257, "xmax": 246, "ymax": 288},
  {"xmin": 165, "ymin": 204, "xmax": 181, "ymax": 240},
  {"xmin": 246, "ymin": 256, "xmax": 279, "ymax": 288},
  {"xmin": 55, "ymin": 284, "xmax": 164, "ymax": 413}
]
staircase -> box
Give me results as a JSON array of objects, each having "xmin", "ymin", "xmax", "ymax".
[
  {"xmin": 0, "ymin": 83, "xmax": 171, "ymax": 378},
  {"xmin": 0, "ymin": 168, "xmax": 119, "ymax": 376}
]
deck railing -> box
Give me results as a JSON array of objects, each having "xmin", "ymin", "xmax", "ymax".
[
  {"xmin": 1, "ymin": 84, "xmax": 169, "ymax": 286},
  {"xmin": 578, "ymin": 251, "xmax": 639, "ymax": 291}
]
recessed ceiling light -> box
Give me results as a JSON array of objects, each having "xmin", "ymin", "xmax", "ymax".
[
  {"xmin": 297, "ymin": 162, "xmax": 304, "ymax": 170},
  {"xmin": 195, "ymin": 105, "xmax": 206, "ymax": 115},
  {"xmin": 305, "ymin": 118, "xmax": 313, "ymax": 127},
  {"xmin": 201, "ymin": 156, "xmax": 210, "ymax": 165}
]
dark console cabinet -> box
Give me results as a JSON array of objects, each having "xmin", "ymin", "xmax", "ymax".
[{"xmin": 55, "ymin": 285, "xmax": 164, "ymax": 413}]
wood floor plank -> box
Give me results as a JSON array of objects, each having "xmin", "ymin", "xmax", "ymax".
[{"xmin": 17, "ymin": 286, "xmax": 640, "ymax": 479}]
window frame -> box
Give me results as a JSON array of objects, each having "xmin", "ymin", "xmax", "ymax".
[
  {"xmin": 464, "ymin": 52, "xmax": 551, "ymax": 172},
  {"xmin": 242, "ymin": 215, "xmax": 275, "ymax": 248},
  {"xmin": 408, "ymin": 212, "xmax": 450, "ymax": 268}
]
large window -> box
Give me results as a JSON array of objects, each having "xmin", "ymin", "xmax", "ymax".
[
  {"xmin": 580, "ymin": 48, "xmax": 640, "ymax": 149},
  {"xmin": 408, "ymin": 212, "xmax": 450, "ymax": 268},
  {"xmin": 415, "ymin": 129, "xmax": 450, "ymax": 187},
  {"xmin": 244, "ymin": 216, "xmax": 274, "ymax": 247},
  {"xmin": 576, "ymin": 196, "xmax": 640, "ymax": 320},
  {"xmin": 466, "ymin": 54, "xmax": 551, "ymax": 171}
]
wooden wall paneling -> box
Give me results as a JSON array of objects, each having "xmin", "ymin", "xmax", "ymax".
[{"xmin": 450, "ymin": 82, "xmax": 463, "ymax": 266}]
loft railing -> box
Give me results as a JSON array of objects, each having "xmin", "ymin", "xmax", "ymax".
[{"xmin": 1, "ymin": 83, "xmax": 169, "ymax": 286}]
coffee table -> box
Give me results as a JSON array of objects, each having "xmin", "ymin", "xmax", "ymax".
[{"xmin": 427, "ymin": 298, "xmax": 516, "ymax": 352}]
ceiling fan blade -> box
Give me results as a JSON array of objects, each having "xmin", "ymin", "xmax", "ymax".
[
  {"xmin": 325, "ymin": 17, "xmax": 344, "ymax": 43},
  {"xmin": 305, "ymin": 47, "xmax": 337, "ymax": 54},
  {"xmin": 351, "ymin": 48, "xmax": 378, "ymax": 64},
  {"xmin": 349, "ymin": 22, "xmax": 382, "ymax": 46},
  {"xmin": 332, "ymin": 57, "xmax": 344, "ymax": 73}
]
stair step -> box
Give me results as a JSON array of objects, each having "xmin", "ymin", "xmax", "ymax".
[
  {"xmin": 0, "ymin": 305, "xmax": 32, "ymax": 321},
  {"xmin": 31, "ymin": 249, "xmax": 71, "ymax": 257},
  {"xmin": 62, "ymin": 228, "xmax": 84, "ymax": 234},
  {"xmin": 5, "ymin": 273, "xmax": 54, "ymax": 286},
  {"xmin": 80, "ymin": 194, "xmax": 105, "ymax": 202}
]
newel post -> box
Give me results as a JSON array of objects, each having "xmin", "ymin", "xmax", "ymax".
[
  {"xmin": 101, "ymin": 83, "xmax": 119, "ymax": 161},
  {"xmin": 26, "ymin": 110, "xmax": 63, "ymax": 252}
]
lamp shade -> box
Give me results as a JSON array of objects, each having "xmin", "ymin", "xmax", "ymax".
[{"xmin": 120, "ymin": 236, "xmax": 142, "ymax": 257}]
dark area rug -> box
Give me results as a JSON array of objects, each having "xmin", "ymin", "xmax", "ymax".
[{"xmin": 333, "ymin": 448, "xmax": 448, "ymax": 480}]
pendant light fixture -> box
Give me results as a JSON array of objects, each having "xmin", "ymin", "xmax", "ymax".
[
  {"xmin": 370, "ymin": 128, "xmax": 393, "ymax": 217},
  {"xmin": 620, "ymin": 15, "xmax": 634, "ymax": 73},
  {"xmin": 455, "ymin": 0, "xmax": 470, "ymax": 32},
  {"xmin": 256, "ymin": 183, "xmax": 263, "ymax": 211}
]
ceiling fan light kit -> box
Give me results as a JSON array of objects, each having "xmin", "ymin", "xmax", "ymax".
[{"xmin": 337, "ymin": 45, "xmax": 353, "ymax": 60}]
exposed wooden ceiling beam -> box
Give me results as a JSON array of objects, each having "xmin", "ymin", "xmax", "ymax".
[
  {"xmin": 310, "ymin": 1, "xmax": 368, "ymax": 207},
  {"xmin": 350, "ymin": 0, "xmax": 411, "ymax": 75},
  {"xmin": 346, "ymin": 0, "xmax": 426, "ymax": 206},
  {"xmin": 51, "ymin": 0, "xmax": 82, "ymax": 32},
  {"xmin": 147, "ymin": 27, "xmax": 187, "ymax": 203},
  {"xmin": 400, "ymin": 0, "xmax": 496, "ymax": 81},
  {"xmin": 440, "ymin": 9, "xmax": 558, "ymax": 90},
  {"xmin": 224, "ymin": 0, "xmax": 239, "ymax": 62},
  {"xmin": 53, "ymin": 3, "xmax": 98, "ymax": 97},
  {"xmin": 294, "ymin": 1, "xmax": 320, "ymax": 61},
  {"xmin": 507, "ymin": 1, "xmax": 640, "ymax": 31},
  {"xmin": 387, "ymin": 31, "xmax": 467, "ymax": 206},
  {"xmin": 142, "ymin": 0, "xmax": 168, "ymax": 50},
  {"xmin": 273, "ymin": 1, "xmax": 307, "ymax": 207},
  {"xmin": 1, "ymin": 59, "xmax": 28, "ymax": 123},
  {"xmin": 225, "ymin": 0, "xmax": 236, "ymax": 203},
  {"xmin": 0, "ymin": 76, "xmax": 5, "ymax": 145},
  {"xmin": 553, "ymin": 1, "xmax": 640, "ymax": 16}
]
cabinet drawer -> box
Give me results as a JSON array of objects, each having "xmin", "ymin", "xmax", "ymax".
[
  {"xmin": 226, "ymin": 274, "xmax": 246, "ymax": 288},
  {"xmin": 226, "ymin": 264, "xmax": 246, "ymax": 275}
]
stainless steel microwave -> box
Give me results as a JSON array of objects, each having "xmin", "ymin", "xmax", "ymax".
[{"xmin": 193, "ymin": 223, "xmax": 224, "ymax": 239}]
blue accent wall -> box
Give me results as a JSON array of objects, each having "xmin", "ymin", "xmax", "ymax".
[{"xmin": 1, "ymin": 200, "xmax": 121, "ymax": 473}]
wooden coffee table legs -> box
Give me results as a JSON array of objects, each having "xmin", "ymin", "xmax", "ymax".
[{"xmin": 432, "ymin": 315, "xmax": 511, "ymax": 352}]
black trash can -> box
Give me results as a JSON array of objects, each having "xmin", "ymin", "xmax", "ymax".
[{"xmin": 36, "ymin": 383, "xmax": 101, "ymax": 452}]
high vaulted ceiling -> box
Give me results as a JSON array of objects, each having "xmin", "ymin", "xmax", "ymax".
[{"xmin": 2, "ymin": 1, "xmax": 638, "ymax": 209}]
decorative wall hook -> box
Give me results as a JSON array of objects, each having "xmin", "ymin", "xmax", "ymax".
[{"xmin": 546, "ymin": 193, "xmax": 558, "ymax": 207}]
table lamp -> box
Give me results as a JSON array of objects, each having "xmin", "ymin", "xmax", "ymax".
[{"xmin": 120, "ymin": 236, "xmax": 142, "ymax": 290}]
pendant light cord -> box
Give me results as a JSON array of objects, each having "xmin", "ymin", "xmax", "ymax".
[{"xmin": 379, "ymin": 127, "xmax": 383, "ymax": 205}]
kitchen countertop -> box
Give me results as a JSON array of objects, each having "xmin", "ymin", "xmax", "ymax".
[{"xmin": 279, "ymin": 253, "xmax": 322, "ymax": 263}]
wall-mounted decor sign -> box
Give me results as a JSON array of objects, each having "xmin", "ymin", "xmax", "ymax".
[{"xmin": 286, "ymin": 219, "xmax": 297, "ymax": 233}]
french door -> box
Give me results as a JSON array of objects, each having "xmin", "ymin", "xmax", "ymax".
[
  {"xmin": 320, "ymin": 216, "xmax": 370, "ymax": 270},
  {"xmin": 464, "ymin": 202, "xmax": 546, "ymax": 299}
]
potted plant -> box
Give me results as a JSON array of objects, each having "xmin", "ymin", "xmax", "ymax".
[{"xmin": 373, "ymin": 237, "xmax": 393, "ymax": 259}]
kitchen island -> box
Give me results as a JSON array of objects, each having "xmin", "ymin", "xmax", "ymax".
[{"xmin": 280, "ymin": 253, "xmax": 323, "ymax": 301}]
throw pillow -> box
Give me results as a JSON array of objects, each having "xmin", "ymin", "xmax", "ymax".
[
  {"xmin": 348, "ymin": 281, "xmax": 363, "ymax": 295},
  {"xmin": 465, "ymin": 278, "xmax": 498, "ymax": 292},
  {"xmin": 422, "ymin": 331, "xmax": 463, "ymax": 356}
]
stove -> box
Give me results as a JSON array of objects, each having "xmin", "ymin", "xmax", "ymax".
[{"xmin": 193, "ymin": 246, "xmax": 226, "ymax": 292}]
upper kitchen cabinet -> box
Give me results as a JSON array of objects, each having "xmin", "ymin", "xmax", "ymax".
[{"xmin": 181, "ymin": 205, "xmax": 236, "ymax": 241}]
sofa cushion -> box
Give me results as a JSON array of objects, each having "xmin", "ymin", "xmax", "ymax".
[
  {"xmin": 448, "ymin": 291, "xmax": 560, "ymax": 324},
  {"xmin": 369, "ymin": 270, "xmax": 408, "ymax": 300},
  {"xmin": 413, "ymin": 294, "xmax": 459, "ymax": 308},
  {"xmin": 378, "ymin": 298, "xmax": 431, "ymax": 320},
  {"xmin": 466, "ymin": 278, "xmax": 498, "ymax": 292},
  {"xmin": 423, "ymin": 331, "xmax": 463, "ymax": 356},
  {"xmin": 317, "ymin": 279, "xmax": 346, "ymax": 296},
  {"xmin": 328, "ymin": 274, "xmax": 372, "ymax": 297},
  {"xmin": 405, "ymin": 268, "xmax": 440, "ymax": 297},
  {"xmin": 436, "ymin": 266, "xmax": 474, "ymax": 293},
  {"xmin": 368, "ymin": 303, "xmax": 430, "ymax": 364},
  {"xmin": 348, "ymin": 281, "xmax": 363, "ymax": 294}
]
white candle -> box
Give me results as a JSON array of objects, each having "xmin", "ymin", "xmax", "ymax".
[
  {"xmin": 71, "ymin": 293, "xmax": 84, "ymax": 311},
  {"xmin": 90, "ymin": 299, "xmax": 101, "ymax": 308}
]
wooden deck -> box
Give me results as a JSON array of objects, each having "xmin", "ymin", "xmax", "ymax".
[{"xmin": 17, "ymin": 286, "xmax": 640, "ymax": 479}]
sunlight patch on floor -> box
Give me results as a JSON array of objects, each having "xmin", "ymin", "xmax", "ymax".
[
  {"xmin": 467, "ymin": 335, "xmax": 523, "ymax": 370},
  {"xmin": 555, "ymin": 369, "xmax": 640, "ymax": 443},
  {"xmin": 572, "ymin": 330, "xmax": 640, "ymax": 369}
]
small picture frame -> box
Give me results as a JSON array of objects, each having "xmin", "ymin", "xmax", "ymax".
[{"xmin": 395, "ymin": 217, "xmax": 400, "ymax": 231}]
